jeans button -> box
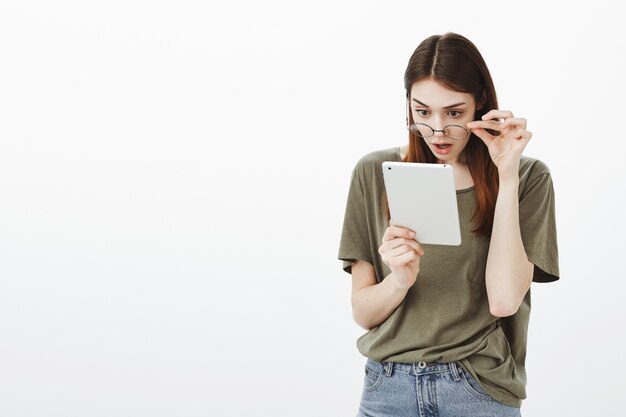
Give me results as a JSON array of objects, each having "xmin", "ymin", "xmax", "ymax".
[{"xmin": 418, "ymin": 361, "xmax": 426, "ymax": 369}]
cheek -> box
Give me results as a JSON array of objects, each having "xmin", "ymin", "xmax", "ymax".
[
  {"xmin": 460, "ymin": 115, "xmax": 473, "ymax": 125},
  {"xmin": 454, "ymin": 138, "xmax": 471, "ymax": 150}
]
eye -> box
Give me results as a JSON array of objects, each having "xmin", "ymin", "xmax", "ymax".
[
  {"xmin": 448, "ymin": 110, "xmax": 463, "ymax": 117},
  {"xmin": 415, "ymin": 109, "xmax": 429, "ymax": 117}
]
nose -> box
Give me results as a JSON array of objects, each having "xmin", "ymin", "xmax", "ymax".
[{"xmin": 432, "ymin": 117, "xmax": 445, "ymax": 136}]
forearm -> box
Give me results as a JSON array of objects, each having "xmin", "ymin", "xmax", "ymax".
[
  {"xmin": 352, "ymin": 273, "xmax": 409, "ymax": 330},
  {"xmin": 485, "ymin": 177, "xmax": 533, "ymax": 317}
]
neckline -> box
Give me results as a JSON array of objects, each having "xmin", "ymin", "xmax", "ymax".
[{"xmin": 394, "ymin": 146, "xmax": 475, "ymax": 194}]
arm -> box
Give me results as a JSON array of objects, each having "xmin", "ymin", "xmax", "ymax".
[
  {"xmin": 351, "ymin": 260, "xmax": 410, "ymax": 330},
  {"xmin": 467, "ymin": 109, "xmax": 537, "ymax": 317},
  {"xmin": 485, "ymin": 176, "xmax": 534, "ymax": 317}
]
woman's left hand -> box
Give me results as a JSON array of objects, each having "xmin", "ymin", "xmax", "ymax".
[{"xmin": 466, "ymin": 110, "xmax": 531, "ymax": 180}]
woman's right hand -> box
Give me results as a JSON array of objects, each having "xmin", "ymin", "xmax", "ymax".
[{"xmin": 378, "ymin": 223, "xmax": 424, "ymax": 290}]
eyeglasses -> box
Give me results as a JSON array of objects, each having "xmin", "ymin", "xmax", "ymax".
[
  {"xmin": 407, "ymin": 123, "xmax": 471, "ymax": 140},
  {"xmin": 405, "ymin": 99, "xmax": 471, "ymax": 141}
]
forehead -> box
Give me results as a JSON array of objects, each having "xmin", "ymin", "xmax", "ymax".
[{"xmin": 410, "ymin": 79, "xmax": 474, "ymax": 107}]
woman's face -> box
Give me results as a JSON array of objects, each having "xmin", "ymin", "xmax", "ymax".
[{"xmin": 409, "ymin": 79, "xmax": 477, "ymax": 165}]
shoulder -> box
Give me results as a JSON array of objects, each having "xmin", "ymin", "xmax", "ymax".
[
  {"xmin": 352, "ymin": 146, "xmax": 398, "ymax": 177},
  {"xmin": 519, "ymin": 155, "xmax": 550, "ymax": 178},
  {"xmin": 518, "ymin": 155, "xmax": 554, "ymax": 197},
  {"xmin": 518, "ymin": 154, "xmax": 552, "ymax": 182}
]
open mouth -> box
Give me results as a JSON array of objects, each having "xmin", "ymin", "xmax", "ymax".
[{"xmin": 433, "ymin": 143, "xmax": 452, "ymax": 154}]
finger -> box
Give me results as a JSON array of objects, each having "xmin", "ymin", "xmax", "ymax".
[
  {"xmin": 467, "ymin": 120, "xmax": 502, "ymax": 131},
  {"xmin": 482, "ymin": 110, "xmax": 514, "ymax": 121},
  {"xmin": 396, "ymin": 250, "xmax": 419, "ymax": 265},
  {"xmin": 386, "ymin": 250, "xmax": 418, "ymax": 268},
  {"xmin": 500, "ymin": 117, "xmax": 527, "ymax": 130},
  {"xmin": 403, "ymin": 238, "xmax": 423, "ymax": 255},
  {"xmin": 469, "ymin": 127, "xmax": 495, "ymax": 145},
  {"xmin": 516, "ymin": 129, "xmax": 532, "ymax": 141},
  {"xmin": 383, "ymin": 225, "xmax": 416, "ymax": 242},
  {"xmin": 385, "ymin": 237, "xmax": 424, "ymax": 255},
  {"xmin": 384, "ymin": 225, "xmax": 415, "ymax": 240},
  {"xmin": 384, "ymin": 244, "xmax": 420, "ymax": 258}
]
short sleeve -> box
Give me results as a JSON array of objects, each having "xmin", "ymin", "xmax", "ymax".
[
  {"xmin": 519, "ymin": 167, "xmax": 560, "ymax": 283},
  {"xmin": 337, "ymin": 165, "xmax": 373, "ymax": 275}
]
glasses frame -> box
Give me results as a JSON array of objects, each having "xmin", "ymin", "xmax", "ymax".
[
  {"xmin": 407, "ymin": 122, "xmax": 471, "ymax": 141},
  {"xmin": 405, "ymin": 98, "xmax": 471, "ymax": 141}
]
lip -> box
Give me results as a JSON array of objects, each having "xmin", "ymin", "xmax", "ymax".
[{"xmin": 432, "ymin": 143, "xmax": 452, "ymax": 155}]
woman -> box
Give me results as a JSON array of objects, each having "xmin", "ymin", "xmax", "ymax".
[{"xmin": 338, "ymin": 32, "xmax": 560, "ymax": 416}]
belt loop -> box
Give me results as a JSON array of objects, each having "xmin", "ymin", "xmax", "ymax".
[
  {"xmin": 450, "ymin": 361, "xmax": 461, "ymax": 381},
  {"xmin": 384, "ymin": 361, "xmax": 394, "ymax": 377}
]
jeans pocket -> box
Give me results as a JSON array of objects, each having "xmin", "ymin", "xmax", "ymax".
[
  {"xmin": 459, "ymin": 367, "xmax": 493, "ymax": 401},
  {"xmin": 363, "ymin": 360, "xmax": 384, "ymax": 391}
]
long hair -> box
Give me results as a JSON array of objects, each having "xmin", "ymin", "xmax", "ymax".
[{"xmin": 382, "ymin": 32, "xmax": 500, "ymax": 237}]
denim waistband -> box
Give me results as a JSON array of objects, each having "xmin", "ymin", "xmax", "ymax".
[{"xmin": 366, "ymin": 357, "xmax": 463, "ymax": 379}]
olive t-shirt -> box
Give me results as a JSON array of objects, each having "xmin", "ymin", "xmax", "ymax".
[{"xmin": 337, "ymin": 146, "xmax": 560, "ymax": 408}]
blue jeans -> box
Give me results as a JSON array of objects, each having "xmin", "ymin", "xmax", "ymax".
[{"xmin": 357, "ymin": 358, "xmax": 522, "ymax": 417}]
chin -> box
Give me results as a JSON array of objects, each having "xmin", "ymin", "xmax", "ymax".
[{"xmin": 430, "ymin": 150, "xmax": 454, "ymax": 158}]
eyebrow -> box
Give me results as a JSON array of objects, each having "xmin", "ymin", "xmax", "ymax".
[{"xmin": 412, "ymin": 98, "xmax": 467, "ymax": 109}]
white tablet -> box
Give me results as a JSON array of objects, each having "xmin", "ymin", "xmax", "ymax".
[{"xmin": 382, "ymin": 161, "xmax": 461, "ymax": 246}]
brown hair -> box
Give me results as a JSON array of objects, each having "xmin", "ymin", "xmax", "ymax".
[{"xmin": 382, "ymin": 32, "xmax": 500, "ymax": 237}]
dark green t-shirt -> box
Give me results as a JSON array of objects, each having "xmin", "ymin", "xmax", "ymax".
[{"xmin": 337, "ymin": 146, "xmax": 560, "ymax": 407}]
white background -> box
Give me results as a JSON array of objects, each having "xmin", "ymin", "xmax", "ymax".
[{"xmin": 0, "ymin": 1, "xmax": 624, "ymax": 416}]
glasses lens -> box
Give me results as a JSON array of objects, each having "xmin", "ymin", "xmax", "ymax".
[
  {"xmin": 410, "ymin": 123, "xmax": 434, "ymax": 138},
  {"xmin": 444, "ymin": 125, "xmax": 469, "ymax": 140}
]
